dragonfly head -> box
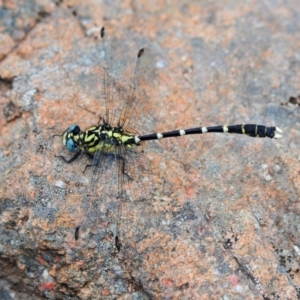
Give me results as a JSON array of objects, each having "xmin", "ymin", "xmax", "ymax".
[{"xmin": 62, "ymin": 124, "xmax": 81, "ymax": 152}]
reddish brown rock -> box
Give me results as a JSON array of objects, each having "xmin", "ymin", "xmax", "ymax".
[{"xmin": 0, "ymin": 0, "xmax": 299, "ymax": 299}]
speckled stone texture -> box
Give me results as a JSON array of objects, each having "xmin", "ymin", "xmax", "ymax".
[{"xmin": 0, "ymin": 0, "xmax": 299, "ymax": 299}]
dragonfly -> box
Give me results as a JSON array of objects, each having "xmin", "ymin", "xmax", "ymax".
[{"xmin": 55, "ymin": 27, "xmax": 282, "ymax": 251}]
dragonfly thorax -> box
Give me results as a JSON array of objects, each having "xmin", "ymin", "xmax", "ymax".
[{"xmin": 62, "ymin": 124, "xmax": 138, "ymax": 155}]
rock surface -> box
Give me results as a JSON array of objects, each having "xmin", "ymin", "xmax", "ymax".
[{"xmin": 0, "ymin": 0, "xmax": 299, "ymax": 299}]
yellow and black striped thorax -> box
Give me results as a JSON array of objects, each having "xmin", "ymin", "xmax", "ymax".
[{"xmin": 62, "ymin": 124, "xmax": 139, "ymax": 154}]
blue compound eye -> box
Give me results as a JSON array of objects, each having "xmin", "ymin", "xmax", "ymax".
[
  {"xmin": 68, "ymin": 124, "xmax": 81, "ymax": 134},
  {"xmin": 66, "ymin": 138, "xmax": 78, "ymax": 152}
]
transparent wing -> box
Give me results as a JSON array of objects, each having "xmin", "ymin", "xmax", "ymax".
[
  {"xmin": 118, "ymin": 47, "xmax": 156, "ymax": 132},
  {"xmin": 99, "ymin": 27, "xmax": 117, "ymax": 125},
  {"xmin": 82, "ymin": 148, "xmax": 111, "ymax": 232},
  {"xmin": 99, "ymin": 28, "xmax": 156, "ymax": 132},
  {"xmin": 81, "ymin": 28, "xmax": 155, "ymax": 250},
  {"xmin": 117, "ymin": 147, "xmax": 153, "ymax": 250},
  {"xmin": 83, "ymin": 144, "xmax": 152, "ymax": 251}
]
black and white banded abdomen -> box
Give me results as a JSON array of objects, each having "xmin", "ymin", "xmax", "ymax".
[{"xmin": 136, "ymin": 124, "xmax": 282, "ymax": 142}]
